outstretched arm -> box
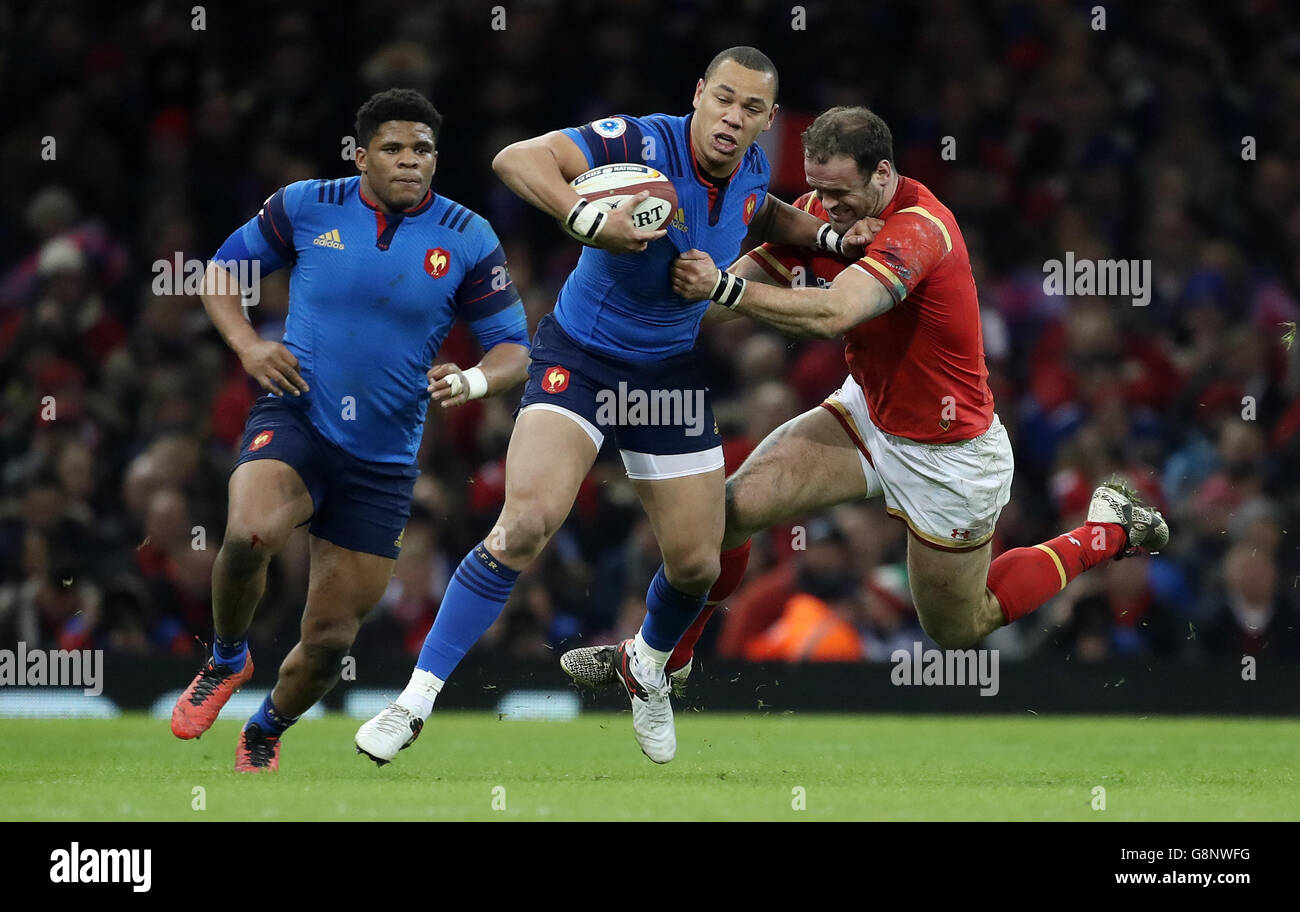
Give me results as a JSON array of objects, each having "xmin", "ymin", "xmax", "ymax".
[
  {"xmin": 701, "ymin": 252, "xmax": 783, "ymax": 323},
  {"xmin": 733, "ymin": 267, "xmax": 894, "ymax": 337},
  {"xmin": 746, "ymin": 193, "xmax": 875, "ymax": 258},
  {"xmin": 674, "ymin": 250, "xmax": 894, "ymax": 338}
]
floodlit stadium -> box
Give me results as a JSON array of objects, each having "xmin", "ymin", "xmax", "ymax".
[{"xmin": 1, "ymin": 1, "xmax": 1297, "ymax": 863}]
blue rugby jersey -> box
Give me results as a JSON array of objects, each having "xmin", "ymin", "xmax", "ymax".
[
  {"xmin": 213, "ymin": 177, "xmax": 528, "ymax": 464},
  {"xmin": 558, "ymin": 113, "xmax": 770, "ymax": 360}
]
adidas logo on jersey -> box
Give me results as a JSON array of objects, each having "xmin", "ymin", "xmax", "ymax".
[{"xmin": 313, "ymin": 229, "xmax": 345, "ymax": 249}]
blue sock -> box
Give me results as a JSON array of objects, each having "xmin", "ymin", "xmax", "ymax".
[
  {"xmin": 245, "ymin": 695, "xmax": 296, "ymax": 737},
  {"xmin": 213, "ymin": 634, "xmax": 248, "ymax": 671},
  {"xmin": 640, "ymin": 565, "xmax": 707, "ymax": 652},
  {"xmin": 416, "ymin": 542, "xmax": 520, "ymax": 680}
]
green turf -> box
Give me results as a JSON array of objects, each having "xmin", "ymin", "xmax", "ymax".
[{"xmin": 1, "ymin": 713, "xmax": 1297, "ymax": 821}]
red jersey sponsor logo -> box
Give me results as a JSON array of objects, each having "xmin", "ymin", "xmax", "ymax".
[
  {"xmin": 249, "ymin": 430, "xmax": 274, "ymax": 452},
  {"xmin": 542, "ymin": 366, "xmax": 570, "ymax": 394},
  {"xmin": 425, "ymin": 248, "xmax": 450, "ymax": 279}
]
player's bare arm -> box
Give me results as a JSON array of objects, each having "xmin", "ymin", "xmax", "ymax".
[
  {"xmin": 746, "ymin": 193, "xmax": 873, "ymax": 258},
  {"xmin": 704, "ymin": 213, "xmax": 883, "ymax": 323},
  {"xmin": 200, "ymin": 260, "xmax": 309, "ymax": 398},
  {"xmin": 701, "ymin": 253, "xmax": 780, "ymax": 322},
  {"xmin": 492, "ymin": 131, "xmax": 667, "ymax": 254},
  {"xmin": 672, "ymin": 248, "xmax": 893, "ymax": 337},
  {"xmin": 427, "ymin": 341, "xmax": 530, "ymax": 408}
]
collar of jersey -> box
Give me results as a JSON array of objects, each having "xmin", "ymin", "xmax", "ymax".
[
  {"xmin": 357, "ymin": 183, "xmax": 436, "ymax": 217},
  {"xmin": 874, "ymin": 176, "xmax": 914, "ymax": 221},
  {"xmin": 684, "ymin": 113, "xmax": 742, "ymax": 190}
]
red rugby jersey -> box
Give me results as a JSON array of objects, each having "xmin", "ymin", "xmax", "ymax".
[{"xmin": 744, "ymin": 179, "xmax": 993, "ymax": 443}]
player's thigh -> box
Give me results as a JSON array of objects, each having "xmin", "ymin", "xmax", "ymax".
[
  {"xmin": 726, "ymin": 405, "xmax": 872, "ymax": 538},
  {"xmin": 632, "ymin": 466, "xmax": 726, "ymax": 573},
  {"xmin": 906, "ymin": 537, "xmax": 996, "ymax": 630},
  {"xmin": 226, "ymin": 458, "xmax": 314, "ymax": 551},
  {"xmin": 301, "ymin": 535, "xmax": 395, "ymax": 639},
  {"xmin": 498, "ymin": 406, "xmax": 599, "ymax": 535}
]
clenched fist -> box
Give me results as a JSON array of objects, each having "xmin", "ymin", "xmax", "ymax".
[{"xmin": 670, "ymin": 249, "xmax": 721, "ymax": 301}]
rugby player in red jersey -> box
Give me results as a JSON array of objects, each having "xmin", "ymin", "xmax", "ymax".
[{"xmin": 562, "ymin": 106, "xmax": 1167, "ymax": 690}]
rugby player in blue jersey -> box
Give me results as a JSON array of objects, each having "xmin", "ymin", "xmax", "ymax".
[
  {"xmin": 358, "ymin": 48, "xmax": 868, "ymax": 765},
  {"xmin": 170, "ymin": 89, "xmax": 531, "ymax": 771}
]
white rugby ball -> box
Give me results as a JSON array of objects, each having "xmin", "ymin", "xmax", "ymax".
[{"xmin": 565, "ymin": 163, "xmax": 678, "ymax": 243}]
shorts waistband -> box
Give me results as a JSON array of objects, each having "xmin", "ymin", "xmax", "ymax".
[{"xmin": 878, "ymin": 413, "xmax": 1002, "ymax": 450}]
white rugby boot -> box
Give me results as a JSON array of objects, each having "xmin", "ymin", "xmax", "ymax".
[
  {"xmin": 1087, "ymin": 480, "xmax": 1170, "ymax": 558},
  {"xmin": 560, "ymin": 643, "xmax": 618, "ymax": 687},
  {"xmin": 562, "ymin": 643, "xmax": 693, "ymax": 697},
  {"xmin": 611, "ymin": 638, "xmax": 675, "ymax": 764},
  {"xmin": 355, "ymin": 702, "xmax": 424, "ymax": 767}
]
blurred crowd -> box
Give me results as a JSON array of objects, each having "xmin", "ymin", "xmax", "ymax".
[{"xmin": 2, "ymin": 0, "xmax": 1298, "ymax": 670}]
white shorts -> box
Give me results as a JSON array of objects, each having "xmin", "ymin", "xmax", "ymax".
[{"xmin": 821, "ymin": 374, "xmax": 1014, "ymax": 551}]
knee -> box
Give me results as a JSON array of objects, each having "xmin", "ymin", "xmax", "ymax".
[
  {"xmin": 219, "ymin": 528, "xmax": 276, "ymax": 576},
  {"xmin": 297, "ymin": 620, "xmax": 357, "ymax": 674},
  {"xmin": 491, "ymin": 503, "xmax": 560, "ymax": 564},
  {"xmin": 663, "ymin": 549, "xmax": 721, "ymax": 596}
]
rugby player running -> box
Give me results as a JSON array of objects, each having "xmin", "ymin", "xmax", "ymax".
[
  {"xmin": 358, "ymin": 48, "xmax": 870, "ymax": 765},
  {"xmin": 170, "ymin": 89, "xmax": 531, "ymax": 771}
]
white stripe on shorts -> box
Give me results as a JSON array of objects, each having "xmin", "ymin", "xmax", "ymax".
[
  {"xmin": 519, "ymin": 403, "xmax": 604, "ymax": 450},
  {"xmin": 620, "ymin": 446, "xmax": 725, "ymax": 481}
]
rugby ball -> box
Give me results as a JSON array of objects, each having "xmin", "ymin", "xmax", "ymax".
[{"xmin": 565, "ymin": 163, "xmax": 678, "ymax": 243}]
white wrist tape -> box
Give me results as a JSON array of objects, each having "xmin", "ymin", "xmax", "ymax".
[
  {"xmin": 446, "ymin": 366, "xmax": 489, "ymax": 400},
  {"xmin": 563, "ymin": 198, "xmax": 608, "ymax": 243},
  {"xmin": 709, "ymin": 269, "xmax": 747, "ymax": 309},
  {"xmin": 816, "ymin": 223, "xmax": 848, "ymax": 257}
]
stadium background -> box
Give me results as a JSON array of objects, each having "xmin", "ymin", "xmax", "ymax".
[{"xmin": 1, "ymin": 0, "xmax": 1298, "ymax": 716}]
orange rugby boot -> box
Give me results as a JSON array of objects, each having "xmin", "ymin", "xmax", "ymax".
[
  {"xmin": 170, "ymin": 654, "xmax": 255, "ymax": 739},
  {"xmin": 234, "ymin": 722, "xmax": 280, "ymax": 772}
]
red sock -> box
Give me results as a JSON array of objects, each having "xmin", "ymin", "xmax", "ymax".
[
  {"xmin": 666, "ymin": 540, "xmax": 751, "ymax": 673},
  {"xmin": 667, "ymin": 604, "xmax": 714, "ymax": 674},
  {"xmin": 987, "ymin": 523, "xmax": 1125, "ymax": 624}
]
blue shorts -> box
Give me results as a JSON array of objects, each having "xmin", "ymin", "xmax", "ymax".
[
  {"xmin": 233, "ymin": 396, "xmax": 418, "ymax": 559},
  {"xmin": 518, "ymin": 314, "xmax": 723, "ymax": 480}
]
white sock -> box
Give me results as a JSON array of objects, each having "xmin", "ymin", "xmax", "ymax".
[
  {"xmin": 395, "ymin": 668, "xmax": 444, "ymax": 720},
  {"xmin": 633, "ymin": 630, "xmax": 672, "ymax": 680}
]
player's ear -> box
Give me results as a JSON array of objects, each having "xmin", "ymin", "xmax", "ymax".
[
  {"xmin": 692, "ymin": 78, "xmax": 704, "ymax": 110},
  {"xmin": 764, "ymin": 102, "xmax": 779, "ymax": 131},
  {"xmin": 355, "ymin": 145, "xmax": 367, "ymax": 173},
  {"xmin": 430, "ymin": 149, "xmax": 438, "ymax": 177}
]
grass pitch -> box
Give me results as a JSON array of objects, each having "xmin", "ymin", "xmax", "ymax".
[{"xmin": 2, "ymin": 713, "xmax": 1297, "ymax": 821}]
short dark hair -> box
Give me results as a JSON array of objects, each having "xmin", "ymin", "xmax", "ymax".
[
  {"xmin": 801, "ymin": 106, "xmax": 894, "ymax": 177},
  {"xmin": 355, "ymin": 88, "xmax": 443, "ymax": 147},
  {"xmin": 703, "ymin": 46, "xmax": 779, "ymax": 104}
]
